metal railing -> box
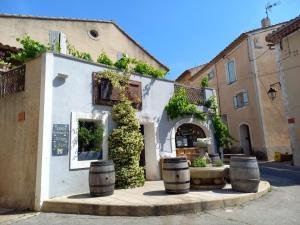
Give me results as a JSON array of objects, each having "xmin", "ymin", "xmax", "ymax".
[{"xmin": 0, "ymin": 64, "xmax": 26, "ymax": 99}]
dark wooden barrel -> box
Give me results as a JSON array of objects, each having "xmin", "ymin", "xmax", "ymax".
[
  {"xmin": 230, "ymin": 157, "xmax": 260, "ymax": 193},
  {"xmin": 89, "ymin": 160, "xmax": 115, "ymax": 197},
  {"xmin": 162, "ymin": 157, "xmax": 190, "ymax": 194}
]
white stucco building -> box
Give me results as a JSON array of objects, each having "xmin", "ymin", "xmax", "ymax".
[{"xmin": 0, "ymin": 52, "xmax": 216, "ymax": 211}]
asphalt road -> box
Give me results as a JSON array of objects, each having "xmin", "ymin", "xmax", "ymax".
[{"xmin": 2, "ymin": 161, "xmax": 300, "ymax": 225}]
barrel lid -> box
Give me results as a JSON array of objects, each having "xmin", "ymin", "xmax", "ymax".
[
  {"xmin": 90, "ymin": 160, "xmax": 114, "ymax": 166},
  {"xmin": 230, "ymin": 156, "xmax": 257, "ymax": 161},
  {"xmin": 163, "ymin": 157, "xmax": 187, "ymax": 163}
]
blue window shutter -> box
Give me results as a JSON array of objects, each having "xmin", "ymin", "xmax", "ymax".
[
  {"xmin": 227, "ymin": 61, "xmax": 236, "ymax": 84},
  {"xmin": 233, "ymin": 96, "xmax": 238, "ymax": 108},
  {"xmin": 243, "ymin": 91, "xmax": 249, "ymax": 105}
]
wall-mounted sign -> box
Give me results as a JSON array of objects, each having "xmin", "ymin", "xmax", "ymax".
[{"xmin": 52, "ymin": 124, "xmax": 69, "ymax": 156}]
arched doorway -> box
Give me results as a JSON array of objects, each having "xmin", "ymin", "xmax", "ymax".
[
  {"xmin": 175, "ymin": 123, "xmax": 206, "ymax": 160},
  {"xmin": 175, "ymin": 123, "xmax": 206, "ymax": 148},
  {"xmin": 239, "ymin": 124, "xmax": 253, "ymax": 155}
]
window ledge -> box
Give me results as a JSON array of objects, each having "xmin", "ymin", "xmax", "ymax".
[{"xmin": 70, "ymin": 111, "xmax": 109, "ymax": 170}]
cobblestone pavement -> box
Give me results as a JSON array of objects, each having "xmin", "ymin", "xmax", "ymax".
[{"xmin": 1, "ymin": 161, "xmax": 300, "ymax": 225}]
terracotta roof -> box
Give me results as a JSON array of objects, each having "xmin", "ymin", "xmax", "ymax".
[
  {"xmin": 176, "ymin": 64, "xmax": 206, "ymax": 82},
  {"xmin": 0, "ymin": 42, "xmax": 21, "ymax": 52},
  {"xmin": 266, "ymin": 15, "xmax": 300, "ymax": 44},
  {"xmin": 0, "ymin": 14, "xmax": 169, "ymax": 71},
  {"xmin": 188, "ymin": 21, "xmax": 287, "ymax": 82}
]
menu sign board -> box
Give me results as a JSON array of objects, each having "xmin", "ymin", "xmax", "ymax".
[{"xmin": 52, "ymin": 124, "xmax": 69, "ymax": 156}]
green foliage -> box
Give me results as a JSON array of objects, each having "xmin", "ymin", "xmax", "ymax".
[
  {"xmin": 165, "ymin": 88, "xmax": 206, "ymax": 121},
  {"xmin": 212, "ymin": 115, "xmax": 234, "ymax": 149},
  {"xmin": 113, "ymin": 53, "xmax": 167, "ymax": 78},
  {"xmin": 213, "ymin": 159, "xmax": 223, "ymax": 167},
  {"xmin": 201, "ymin": 76, "xmax": 209, "ymax": 88},
  {"xmin": 191, "ymin": 157, "xmax": 207, "ymax": 167},
  {"xmin": 204, "ymin": 96, "xmax": 218, "ymax": 113},
  {"xmin": 111, "ymin": 100, "xmax": 140, "ymax": 130},
  {"xmin": 115, "ymin": 163, "xmax": 145, "ymax": 188},
  {"xmin": 102, "ymin": 70, "xmax": 145, "ymax": 189},
  {"xmin": 67, "ymin": 42, "xmax": 92, "ymax": 61},
  {"xmin": 114, "ymin": 54, "xmax": 131, "ymax": 70},
  {"xmin": 78, "ymin": 121, "xmax": 103, "ymax": 152},
  {"xmin": 97, "ymin": 52, "xmax": 113, "ymax": 66},
  {"xmin": 133, "ymin": 60, "xmax": 166, "ymax": 78},
  {"xmin": 10, "ymin": 35, "xmax": 47, "ymax": 63}
]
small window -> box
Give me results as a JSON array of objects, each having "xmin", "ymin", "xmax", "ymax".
[
  {"xmin": 100, "ymin": 79, "xmax": 113, "ymax": 100},
  {"xmin": 88, "ymin": 29, "xmax": 100, "ymax": 40},
  {"xmin": 208, "ymin": 70, "xmax": 215, "ymax": 80},
  {"xmin": 92, "ymin": 73, "xmax": 142, "ymax": 110},
  {"xmin": 221, "ymin": 114, "xmax": 228, "ymax": 127},
  {"xmin": 227, "ymin": 60, "xmax": 236, "ymax": 84},
  {"xmin": 78, "ymin": 120, "xmax": 103, "ymax": 161},
  {"xmin": 233, "ymin": 91, "xmax": 249, "ymax": 109}
]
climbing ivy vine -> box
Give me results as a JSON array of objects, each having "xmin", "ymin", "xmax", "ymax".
[{"xmin": 94, "ymin": 70, "xmax": 145, "ymax": 188}]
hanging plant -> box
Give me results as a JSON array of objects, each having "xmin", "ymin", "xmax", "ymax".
[{"xmin": 165, "ymin": 87, "xmax": 206, "ymax": 121}]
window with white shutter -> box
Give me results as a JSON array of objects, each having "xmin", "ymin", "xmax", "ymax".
[
  {"xmin": 233, "ymin": 90, "xmax": 249, "ymax": 109},
  {"xmin": 227, "ymin": 60, "xmax": 236, "ymax": 84}
]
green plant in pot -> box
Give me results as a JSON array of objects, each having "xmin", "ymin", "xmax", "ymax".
[
  {"xmin": 213, "ymin": 159, "xmax": 224, "ymax": 167},
  {"xmin": 191, "ymin": 157, "xmax": 207, "ymax": 168}
]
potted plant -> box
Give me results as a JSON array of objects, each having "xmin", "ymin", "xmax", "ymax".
[{"xmin": 190, "ymin": 156, "xmax": 229, "ymax": 189}]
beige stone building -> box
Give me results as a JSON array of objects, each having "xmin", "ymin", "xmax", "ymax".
[
  {"xmin": 266, "ymin": 16, "xmax": 300, "ymax": 166},
  {"xmin": 0, "ymin": 14, "xmax": 168, "ymax": 72},
  {"xmin": 176, "ymin": 19, "xmax": 292, "ymax": 160}
]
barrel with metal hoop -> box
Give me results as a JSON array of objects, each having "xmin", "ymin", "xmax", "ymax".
[
  {"xmin": 230, "ymin": 156, "xmax": 260, "ymax": 193},
  {"xmin": 162, "ymin": 157, "xmax": 190, "ymax": 194},
  {"xmin": 89, "ymin": 160, "xmax": 115, "ymax": 197}
]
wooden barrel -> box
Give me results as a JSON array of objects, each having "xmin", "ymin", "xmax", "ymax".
[
  {"xmin": 89, "ymin": 160, "xmax": 115, "ymax": 197},
  {"xmin": 230, "ymin": 156, "xmax": 260, "ymax": 193},
  {"xmin": 162, "ymin": 157, "xmax": 190, "ymax": 194}
]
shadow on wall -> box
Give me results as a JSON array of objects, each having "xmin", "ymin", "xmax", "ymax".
[
  {"xmin": 142, "ymin": 78, "xmax": 155, "ymax": 98},
  {"xmin": 53, "ymin": 77, "xmax": 66, "ymax": 88},
  {"xmin": 157, "ymin": 110, "xmax": 173, "ymax": 153}
]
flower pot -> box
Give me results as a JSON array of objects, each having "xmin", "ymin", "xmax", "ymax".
[{"xmin": 190, "ymin": 165, "xmax": 229, "ymax": 189}]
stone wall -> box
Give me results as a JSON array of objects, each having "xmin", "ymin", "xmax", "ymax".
[{"xmin": 0, "ymin": 56, "xmax": 42, "ymax": 209}]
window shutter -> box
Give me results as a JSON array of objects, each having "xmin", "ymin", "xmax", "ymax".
[
  {"xmin": 59, "ymin": 32, "xmax": 67, "ymax": 54},
  {"xmin": 227, "ymin": 61, "xmax": 236, "ymax": 84},
  {"xmin": 243, "ymin": 91, "xmax": 249, "ymax": 105},
  {"xmin": 49, "ymin": 31, "xmax": 67, "ymax": 54},
  {"xmin": 49, "ymin": 31, "xmax": 60, "ymax": 50},
  {"xmin": 126, "ymin": 80, "xmax": 142, "ymax": 110},
  {"xmin": 233, "ymin": 96, "xmax": 238, "ymax": 108},
  {"xmin": 92, "ymin": 72, "xmax": 100, "ymax": 105}
]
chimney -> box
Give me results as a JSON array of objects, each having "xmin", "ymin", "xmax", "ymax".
[{"xmin": 261, "ymin": 17, "xmax": 271, "ymax": 28}]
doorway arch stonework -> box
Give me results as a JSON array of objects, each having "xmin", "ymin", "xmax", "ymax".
[{"xmin": 170, "ymin": 117, "xmax": 216, "ymax": 155}]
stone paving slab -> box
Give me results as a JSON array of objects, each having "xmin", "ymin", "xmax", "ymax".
[{"xmin": 42, "ymin": 181, "xmax": 270, "ymax": 216}]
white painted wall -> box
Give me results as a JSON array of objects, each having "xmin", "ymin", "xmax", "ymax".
[{"xmin": 39, "ymin": 53, "xmax": 215, "ymax": 200}]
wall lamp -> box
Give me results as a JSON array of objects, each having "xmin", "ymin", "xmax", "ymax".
[{"xmin": 267, "ymin": 82, "xmax": 281, "ymax": 101}]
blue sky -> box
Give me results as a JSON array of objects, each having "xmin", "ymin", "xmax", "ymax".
[{"xmin": 1, "ymin": 0, "xmax": 299, "ymax": 80}]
